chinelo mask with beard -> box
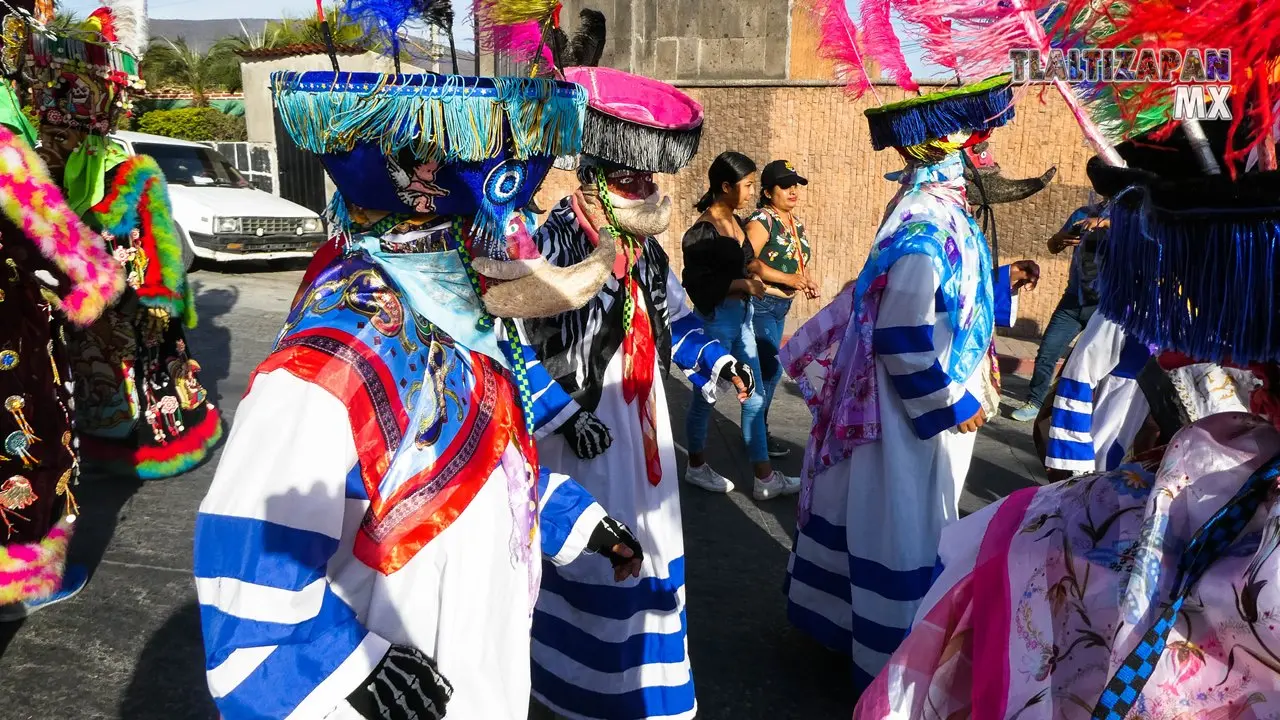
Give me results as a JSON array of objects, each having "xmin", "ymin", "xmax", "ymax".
[
  {"xmin": 472, "ymin": 209, "xmax": 617, "ymax": 318},
  {"xmin": 575, "ymin": 166, "xmax": 673, "ymax": 238}
]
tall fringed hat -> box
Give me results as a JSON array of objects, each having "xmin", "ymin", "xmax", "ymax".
[
  {"xmin": 863, "ymin": 74, "xmax": 1016, "ymax": 151},
  {"xmin": 564, "ymin": 66, "xmax": 703, "ymax": 175},
  {"xmin": 274, "ymin": 0, "xmax": 588, "ymax": 259},
  {"xmin": 24, "ymin": 0, "xmax": 145, "ymax": 135},
  {"xmin": 1088, "ymin": 117, "xmax": 1280, "ymax": 365}
]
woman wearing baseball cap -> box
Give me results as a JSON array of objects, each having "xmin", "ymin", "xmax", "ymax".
[{"xmin": 746, "ymin": 159, "xmax": 819, "ymax": 458}]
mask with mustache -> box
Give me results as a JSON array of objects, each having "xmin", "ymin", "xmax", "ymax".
[
  {"xmin": 577, "ymin": 169, "xmax": 673, "ymax": 238},
  {"xmin": 470, "ymin": 211, "xmax": 617, "ymax": 319}
]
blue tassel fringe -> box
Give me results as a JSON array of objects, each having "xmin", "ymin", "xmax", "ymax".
[
  {"xmin": 1098, "ymin": 192, "xmax": 1280, "ymax": 364},
  {"xmin": 271, "ymin": 71, "xmax": 587, "ymax": 164},
  {"xmin": 867, "ymin": 85, "xmax": 1016, "ymax": 150}
]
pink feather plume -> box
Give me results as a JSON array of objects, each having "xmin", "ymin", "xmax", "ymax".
[
  {"xmin": 859, "ymin": 0, "xmax": 918, "ymax": 91},
  {"xmin": 801, "ymin": 0, "xmax": 880, "ymax": 100},
  {"xmin": 477, "ymin": 18, "xmax": 555, "ymax": 66}
]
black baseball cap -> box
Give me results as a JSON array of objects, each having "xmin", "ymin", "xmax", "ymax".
[{"xmin": 761, "ymin": 160, "xmax": 808, "ymax": 189}]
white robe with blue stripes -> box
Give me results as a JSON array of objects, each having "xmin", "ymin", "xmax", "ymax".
[
  {"xmin": 784, "ymin": 252, "xmax": 986, "ymax": 687},
  {"xmin": 195, "ymin": 317, "xmax": 611, "ymax": 719},
  {"xmin": 1045, "ymin": 314, "xmax": 1152, "ymax": 474},
  {"xmin": 530, "ymin": 270, "xmax": 731, "ymax": 720}
]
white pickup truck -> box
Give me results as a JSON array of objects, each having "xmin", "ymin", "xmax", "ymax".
[{"xmin": 111, "ymin": 131, "xmax": 326, "ymax": 269}]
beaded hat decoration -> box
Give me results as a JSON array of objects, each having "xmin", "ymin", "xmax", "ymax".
[{"xmin": 25, "ymin": 0, "xmax": 144, "ymax": 134}]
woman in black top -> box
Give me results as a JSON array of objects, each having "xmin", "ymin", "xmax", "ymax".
[{"xmin": 681, "ymin": 152, "xmax": 800, "ymax": 501}]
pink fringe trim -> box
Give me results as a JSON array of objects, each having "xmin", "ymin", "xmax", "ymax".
[
  {"xmin": 0, "ymin": 518, "xmax": 74, "ymax": 605},
  {"xmin": 0, "ymin": 126, "xmax": 124, "ymax": 327}
]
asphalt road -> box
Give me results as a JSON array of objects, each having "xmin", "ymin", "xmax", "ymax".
[{"xmin": 0, "ymin": 266, "xmax": 1043, "ymax": 720}]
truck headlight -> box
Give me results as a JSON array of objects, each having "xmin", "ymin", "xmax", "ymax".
[
  {"xmin": 301, "ymin": 218, "xmax": 322, "ymax": 233},
  {"xmin": 214, "ymin": 217, "xmax": 241, "ymax": 234}
]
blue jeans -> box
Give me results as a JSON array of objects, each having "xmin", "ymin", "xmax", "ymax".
[
  {"xmin": 751, "ymin": 294, "xmax": 793, "ymax": 434},
  {"xmin": 686, "ymin": 297, "xmax": 768, "ymax": 463},
  {"xmin": 1027, "ymin": 297, "xmax": 1097, "ymax": 406}
]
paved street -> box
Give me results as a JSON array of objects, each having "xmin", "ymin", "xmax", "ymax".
[{"xmin": 0, "ymin": 266, "xmax": 1043, "ymax": 720}]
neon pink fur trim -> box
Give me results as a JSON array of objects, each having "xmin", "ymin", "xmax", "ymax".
[
  {"xmin": 0, "ymin": 125, "xmax": 124, "ymax": 327},
  {"xmin": 0, "ymin": 518, "xmax": 74, "ymax": 605}
]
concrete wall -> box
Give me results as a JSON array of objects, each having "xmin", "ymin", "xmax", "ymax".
[
  {"xmin": 534, "ymin": 84, "xmax": 1096, "ymax": 339},
  {"xmin": 556, "ymin": 0, "xmax": 792, "ymax": 81}
]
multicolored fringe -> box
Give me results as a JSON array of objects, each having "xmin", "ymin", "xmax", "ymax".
[
  {"xmin": 0, "ymin": 518, "xmax": 73, "ymax": 605},
  {"xmin": 89, "ymin": 155, "xmax": 196, "ymax": 328},
  {"xmin": 271, "ymin": 71, "xmax": 586, "ymax": 164},
  {"xmin": 0, "ymin": 126, "xmax": 124, "ymax": 327},
  {"xmin": 865, "ymin": 74, "xmax": 1015, "ymax": 150},
  {"xmin": 580, "ymin": 108, "xmax": 703, "ymax": 175},
  {"xmin": 1098, "ymin": 194, "xmax": 1280, "ymax": 365},
  {"xmin": 80, "ymin": 410, "xmax": 223, "ymax": 480}
]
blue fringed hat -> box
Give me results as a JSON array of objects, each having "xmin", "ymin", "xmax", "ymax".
[
  {"xmin": 271, "ymin": 70, "xmax": 587, "ymax": 257},
  {"xmin": 864, "ymin": 74, "xmax": 1016, "ymax": 150},
  {"xmin": 1089, "ymin": 118, "xmax": 1280, "ymax": 364}
]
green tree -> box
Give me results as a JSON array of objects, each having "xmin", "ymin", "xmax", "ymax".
[
  {"xmin": 136, "ymin": 107, "xmax": 245, "ymax": 141},
  {"xmin": 266, "ymin": 7, "xmax": 367, "ymax": 48},
  {"xmin": 141, "ymin": 37, "xmax": 240, "ymax": 104}
]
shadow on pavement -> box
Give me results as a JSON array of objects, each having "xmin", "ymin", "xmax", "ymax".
[
  {"xmin": 188, "ymin": 282, "xmax": 239, "ymax": 410},
  {"xmin": 119, "ymin": 601, "xmax": 217, "ymax": 719}
]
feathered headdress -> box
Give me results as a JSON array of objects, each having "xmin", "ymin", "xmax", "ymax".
[{"xmin": 474, "ymin": 0, "xmax": 561, "ymax": 74}]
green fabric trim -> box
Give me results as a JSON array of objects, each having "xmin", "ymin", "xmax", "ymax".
[
  {"xmin": 865, "ymin": 74, "xmax": 1013, "ymax": 117},
  {"xmin": 0, "ymin": 83, "xmax": 37, "ymax": 147},
  {"xmin": 65, "ymin": 136, "xmax": 130, "ymax": 216}
]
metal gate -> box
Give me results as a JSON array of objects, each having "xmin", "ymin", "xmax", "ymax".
[{"xmin": 273, "ymin": 108, "xmax": 327, "ymax": 214}]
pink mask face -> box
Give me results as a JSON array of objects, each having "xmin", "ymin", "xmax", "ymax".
[
  {"xmin": 503, "ymin": 214, "xmax": 542, "ymax": 261},
  {"xmin": 964, "ymin": 141, "xmax": 997, "ymax": 170},
  {"xmin": 606, "ymin": 171, "xmax": 657, "ymax": 201}
]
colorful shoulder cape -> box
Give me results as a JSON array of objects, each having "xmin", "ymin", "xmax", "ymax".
[{"xmin": 88, "ymin": 154, "xmax": 195, "ymax": 327}]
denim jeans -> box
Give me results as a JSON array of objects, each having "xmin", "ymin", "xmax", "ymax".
[
  {"xmin": 751, "ymin": 294, "xmax": 793, "ymax": 434},
  {"xmin": 1027, "ymin": 297, "xmax": 1098, "ymax": 406},
  {"xmin": 686, "ymin": 297, "xmax": 769, "ymax": 463}
]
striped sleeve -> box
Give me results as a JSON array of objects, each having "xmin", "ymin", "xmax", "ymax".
[
  {"xmin": 993, "ymin": 264, "xmax": 1019, "ymax": 328},
  {"xmin": 510, "ymin": 321, "xmax": 581, "ymax": 439},
  {"xmin": 872, "ymin": 254, "xmax": 982, "ymax": 440},
  {"xmin": 194, "ymin": 369, "xmax": 391, "ymax": 720},
  {"xmin": 536, "ymin": 468, "xmax": 607, "ymax": 567},
  {"xmin": 665, "ymin": 269, "xmax": 734, "ymax": 402},
  {"xmin": 1046, "ymin": 314, "xmax": 1126, "ymax": 473}
]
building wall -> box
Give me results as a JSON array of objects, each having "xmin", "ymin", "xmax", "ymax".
[
  {"xmin": 534, "ymin": 84, "xmax": 1096, "ymax": 339},
  {"xmin": 556, "ymin": 0, "xmax": 792, "ymax": 81}
]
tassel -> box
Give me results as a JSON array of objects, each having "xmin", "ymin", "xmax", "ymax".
[{"xmin": 865, "ymin": 75, "xmax": 1015, "ymax": 150}]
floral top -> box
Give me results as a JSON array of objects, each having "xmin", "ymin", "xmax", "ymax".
[{"xmin": 748, "ymin": 207, "xmax": 810, "ymax": 291}]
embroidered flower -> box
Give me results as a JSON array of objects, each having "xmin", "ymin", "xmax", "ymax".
[{"xmin": 1108, "ymin": 469, "xmax": 1153, "ymax": 499}]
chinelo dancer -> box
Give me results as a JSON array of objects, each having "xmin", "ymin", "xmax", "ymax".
[
  {"xmin": 780, "ymin": 74, "xmax": 1018, "ymax": 688},
  {"xmin": 519, "ymin": 20, "xmax": 756, "ymax": 719},
  {"xmin": 0, "ymin": 0, "xmax": 125, "ymax": 621},
  {"xmin": 854, "ymin": 113, "xmax": 1280, "ymax": 719},
  {"xmin": 192, "ymin": 1, "xmax": 654, "ymax": 717},
  {"xmin": 29, "ymin": 0, "xmax": 222, "ymax": 480}
]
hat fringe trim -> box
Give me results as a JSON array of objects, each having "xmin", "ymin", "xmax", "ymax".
[
  {"xmin": 580, "ymin": 110, "xmax": 703, "ymax": 174},
  {"xmin": 1098, "ymin": 192, "xmax": 1280, "ymax": 364},
  {"xmin": 867, "ymin": 80, "xmax": 1015, "ymax": 150},
  {"xmin": 271, "ymin": 72, "xmax": 586, "ymax": 164}
]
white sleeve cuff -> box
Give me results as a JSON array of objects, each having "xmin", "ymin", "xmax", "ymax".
[{"xmin": 548, "ymin": 502, "xmax": 608, "ymax": 567}]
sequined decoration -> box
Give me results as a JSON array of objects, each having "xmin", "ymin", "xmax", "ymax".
[
  {"xmin": 3, "ymin": 432, "xmax": 34, "ymax": 467},
  {"xmin": 0, "ymin": 16, "xmax": 23, "ymax": 79},
  {"xmin": 0, "ymin": 349, "xmax": 17, "ymax": 371},
  {"xmin": 5, "ymin": 395, "xmax": 38, "ymax": 444},
  {"xmin": 57, "ymin": 431, "xmax": 79, "ymax": 520},
  {"xmin": 0, "ymin": 475, "xmax": 35, "ymax": 536}
]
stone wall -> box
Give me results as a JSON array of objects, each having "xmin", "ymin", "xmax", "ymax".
[{"xmin": 534, "ymin": 84, "xmax": 1097, "ymax": 339}]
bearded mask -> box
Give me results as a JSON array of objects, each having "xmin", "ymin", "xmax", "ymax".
[{"xmin": 575, "ymin": 166, "xmax": 673, "ymax": 238}]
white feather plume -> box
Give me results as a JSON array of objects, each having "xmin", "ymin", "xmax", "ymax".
[{"xmin": 104, "ymin": 0, "xmax": 148, "ymax": 56}]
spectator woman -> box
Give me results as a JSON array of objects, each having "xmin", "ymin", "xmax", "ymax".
[
  {"xmin": 681, "ymin": 151, "xmax": 801, "ymax": 500},
  {"xmin": 746, "ymin": 160, "xmax": 819, "ymax": 458}
]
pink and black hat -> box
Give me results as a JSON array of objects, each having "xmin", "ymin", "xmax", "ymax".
[{"xmin": 563, "ymin": 66, "xmax": 703, "ymax": 175}]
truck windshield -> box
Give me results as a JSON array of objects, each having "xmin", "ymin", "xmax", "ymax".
[{"xmin": 133, "ymin": 142, "xmax": 250, "ymax": 189}]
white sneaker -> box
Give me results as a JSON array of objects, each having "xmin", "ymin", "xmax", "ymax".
[
  {"xmin": 684, "ymin": 463, "xmax": 734, "ymax": 493},
  {"xmin": 754, "ymin": 471, "xmax": 802, "ymax": 501}
]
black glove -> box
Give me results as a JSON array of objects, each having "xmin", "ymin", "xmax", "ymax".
[
  {"xmin": 720, "ymin": 359, "xmax": 756, "ymax": 397},
  {"xmin": 587, "ymin": 516, "xmax": 644, "ymax": 568},
  {"xmin": 557, "ymin": 409, "xmax": 613, "ymax": 460},
  {"xmin": 345, "ymin": 645, "xmax": 452, "ymax": 720}
]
